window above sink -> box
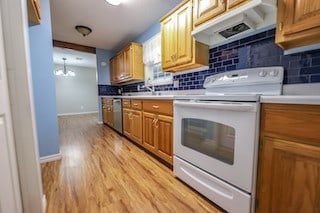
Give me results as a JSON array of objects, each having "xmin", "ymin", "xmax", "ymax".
[{"xmin": 143, "ymin": 33, "xmax": 173, "ymax": 86}]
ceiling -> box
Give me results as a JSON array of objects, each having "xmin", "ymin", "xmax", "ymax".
[
  {"xmin": 50, "ymin": 0, "xmax": 182, "ymax": 51},
  {"xmin": 53, "ymin": 47, "xmax": 97, "ymax": 68}
]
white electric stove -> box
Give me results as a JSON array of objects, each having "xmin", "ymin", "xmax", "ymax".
[{"xmin": 173, "ymin": 67, "xmax": 284, "ymax": 213}]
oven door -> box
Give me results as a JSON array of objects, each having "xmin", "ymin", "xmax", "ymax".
[{"xmin": 174, "ymin": 100, "xmax": 259, "ymax": 193}]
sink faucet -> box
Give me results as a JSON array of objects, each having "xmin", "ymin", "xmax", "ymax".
[{"xmin": 142, "ymin": 84, "xmax": 156, "ymax": 95}]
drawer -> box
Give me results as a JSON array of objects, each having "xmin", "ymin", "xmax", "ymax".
[
  {"xmin": 143, "ymin": 100, "xmax": 173, "ymax": 116},
  {"xmin": 261, "ymin": 104, "xmax": 320, "ymax": 144},
  {"xmin": 122, "ymin": 99, "xmax": 131, "ymax": 108},
  {"xmin": 102, "ymin": 98, "xmax": 113, "ymax": 105},
  {"xmin": 131, "ymin": 100, "xmax": 142, "ymax": 110}
]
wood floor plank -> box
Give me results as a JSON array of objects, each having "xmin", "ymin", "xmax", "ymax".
[{"xmin": 41, "ymin": 113, "xmax": 223, "ymax": 213}]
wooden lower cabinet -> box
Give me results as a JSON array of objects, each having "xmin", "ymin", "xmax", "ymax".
[
  {"xmin": 130, "ymin": 110, "xmax": 143, "ymax": 144},
  {"xmin": 102, "ymin": 98, "xmax": 114, "ymax": 127},
  {"xmin": 142, "ymin": 112, "xmax": 158, "ymax": 153},
  {"xmin": 123, "ymin": 108, "xmax": 132, "ymax": 136},
  {"xmin": 142, "ymin": 100, "xmax": 173, "ymax": 165},
  {"xmin": 122, "ymin": 100, "xmax": 143, "ymax": 145},
  {"xmin": 156, "ymin": 115, "xmax": 173, "ymax": 164},
  {"xmin": 122, "ymin": 99, "xmax": 173, "ymax": 165},
  {"xmin": 256, "ymin": 104, "xmax": 320, "ymax": 213}
]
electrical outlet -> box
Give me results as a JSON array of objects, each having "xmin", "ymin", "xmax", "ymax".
[{"xmin": 173, "ymin": 80, "xmax": 179, "ymax": 88}]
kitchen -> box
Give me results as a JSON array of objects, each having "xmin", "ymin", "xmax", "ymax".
[{"xmin": 1, "ymin": 0, "xmax": 320, "ymax": 212}]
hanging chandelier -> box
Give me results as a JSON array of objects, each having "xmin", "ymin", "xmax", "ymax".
[{"xmin": 54, "ymin": 58, "xmax": 75, "ymax": 77}]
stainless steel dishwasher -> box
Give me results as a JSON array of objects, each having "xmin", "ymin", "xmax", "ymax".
[{"xmin": 113, "ymin": 99, "xmax": 122, "ymax": 134}]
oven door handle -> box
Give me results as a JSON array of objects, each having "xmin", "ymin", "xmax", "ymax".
[{"xmin": 174, "ymin": 101, "xmax": 257, "ymax": 112}]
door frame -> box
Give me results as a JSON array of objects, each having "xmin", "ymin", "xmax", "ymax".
[{"xmin": 0, "ymin": 0, "xmax": 44, "ymax": 212}]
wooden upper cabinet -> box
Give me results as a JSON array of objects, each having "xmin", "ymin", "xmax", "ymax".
[
  {"xmin": 256, "ymin": 104, "xmax": 320, "ymax": 213},
  {"xmin": 161, "ymin": 15, "xmax": 176, "ymax": 69},
  {"xmin": 176, "ymin": 3, "xmax": 193, "ymax": 66},
  {"xmin": 110, "ymin": 56, "xmax": 118, "ymax": 84},
  {"xmin": 109, "ymin": 43, "xmax": 144, "ymax": 84},
  {"xmin": 193, "ymin": 0, "xmax": 226, "ymax": 27},
  {"xmin": 227, "ymin": 0, "xmax": 250, "ymax": 10},
  {"xmin": 123, "ymin": 46, "xmax": 131, "ymax": 80},
  {"xmin": 27, "ymin": 0, "xmax": 41, "ymax": 25},
  {"xmin": 160, "ymin": 0, "xmax": 208, "ymax": 72},
  {"xmin": 276, "ymin": 0, "xmax": 320, "ymax": 49}
]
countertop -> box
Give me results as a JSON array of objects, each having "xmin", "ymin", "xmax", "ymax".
[
  {"xmin": 101, "ymin": 83, "xmax": 320, "ymax": 105},
  {"xmin": 261, "ymin": 83, "xmax": 320, "ymax": 105}
]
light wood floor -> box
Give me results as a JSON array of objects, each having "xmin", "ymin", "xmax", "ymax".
[{"xmin": 41, "ymin": 113, "xmax": 223, "ymax": 213}]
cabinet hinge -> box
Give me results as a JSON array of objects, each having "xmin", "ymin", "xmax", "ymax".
[{"xmin": 279, "ymin": 22, "xmax": 283, "ymax": 31}]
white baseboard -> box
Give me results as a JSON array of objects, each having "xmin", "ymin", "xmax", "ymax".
[
  {"xmin": 42, "ymin": 194, "xmax": 47, "ymax": 213},
  {"xmin": 40, "ymin": 151, "xmax": 62, "ymax": 164},
  {"xmin": 58, "ymin": 111, "xmax": 98, "ymax": 116}
]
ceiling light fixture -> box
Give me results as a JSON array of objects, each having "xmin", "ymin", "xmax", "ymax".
[
  {"xmin": 104, "ymin": 0, "xmax": 121, "ymax": 6},
  {"xmin": 75, "ymin": 25, "xmax": 92, "ymax": 37},
  {"xmin": 54, "ymin": 58, "xmax": 76, "ymax": 77}
]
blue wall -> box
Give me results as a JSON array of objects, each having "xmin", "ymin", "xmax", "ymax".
[
  {"xmin": 96, "ymin": 48, "xmax": 114, "ymax": 85},
  {"xmin": 134, "ymin": 22, "xmax": 160, "ymax": 44},
  {"xmin": 28, "ymin": 0, "xmax": 60, "ymax": 157}
]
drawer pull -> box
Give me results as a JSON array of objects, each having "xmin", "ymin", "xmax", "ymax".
[
  {"xmin": 152, "ymin": 105, "xmax": 159, "ymax": 109},
  {"xmin": 133, "ymin": 103, "xmax": 138, "ymax": 106}
]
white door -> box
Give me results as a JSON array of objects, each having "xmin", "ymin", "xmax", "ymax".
[{"xmin": 0, "ymin": 8, "xmax": 23, "ymax": 213}]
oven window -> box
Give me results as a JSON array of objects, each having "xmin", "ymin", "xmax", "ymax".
[{"xmin": 181, "ymin": 118, "xmax": 235, "ymax": 165}]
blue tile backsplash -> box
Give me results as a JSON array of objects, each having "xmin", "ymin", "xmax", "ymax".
[{"xmin": 99, "ymin": 28, "xmax": 320, "ymax": 95}]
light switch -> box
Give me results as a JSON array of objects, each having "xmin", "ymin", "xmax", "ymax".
[{"xmin": 173, "ymin": 80, "xmax": 179, "ymax": 88}]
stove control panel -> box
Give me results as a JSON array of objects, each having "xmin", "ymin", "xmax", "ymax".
[{"xmin": 204, "ymin": 67, "xmax": 284, "ymax": 88}]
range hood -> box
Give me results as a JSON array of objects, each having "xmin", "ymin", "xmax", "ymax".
[{"xmin": 192, "ymin": 0, "xmax": 277, "ymax": 47}]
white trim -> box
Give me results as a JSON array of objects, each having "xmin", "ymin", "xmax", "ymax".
[
  {"xmin": 40, "ymin": 151, "xmax": 62, "ymax": 164},
  {"xmin": 57, "ymin": 111, "xmax": 98, "ymax": 116},
  {"xmin": 42, "ymin": 194, "xmax": 46, "ymax": 213},
  {"xmin": 1, "ymin": 0, "xmax": 43, "ymax": 212},
  {"xmin": 284, "ymin": 43, "xmax": 320, "ymax": 55},
  {"xmin": 97, "ymin": 121, "xmax": 103, "ymax": 124}
]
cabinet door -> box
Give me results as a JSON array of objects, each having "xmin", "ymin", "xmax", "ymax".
[
  {"xmin": 256, "ymin": 137, "xmax": 320, "ymax": 212},
  {"xmin": 123, "ymin": 109, "xmax": 132, "ymax": 137},
  {"xmin": 156, "ymin": 115, "xmax": 173, "ymax": 164},
  {"xmin": 142, "ymin": 112, "xmax": 157, "ymax": 153},
  {"xmin": 110, "ymin": 57, "xmax": 117, "ymax": 84},
  {"xmin": 161, "ymin": 15, "xmax": 176, "ymax": 69},
  {"xmin": 227, "ymin": 0, "xmax": 249, "ymax": 10},
  {"xmin": 102, "ymin": 108, "xmax": 108, "ymax": 124},
  {"xmin": 131, "ymin": 110, "xmax": 142, "ymax": 144},
  {"xmin": 193, "ymin": 0, "xmax": 226, "ymax": 27},
  {"xmin": 276, "ymin": 0, "xmax": 320, "ymax": 49},
  {"xmin": 123, "ymin": 46, "xmax": 132, "ymax": 80},
  {"xmin": 27, "ymin": 0, "xmax": 41, "ymax": 24},
  {"xmin": 117, "ymin": 52, "xmax": 124, "ymax": 82},
  {"xmin": 106, "ymin": 106, "xmax": 114, "ymax": 127},
  {"xmin": 175, "ymin": 1, "xmax": 193, "ymax": 66}
]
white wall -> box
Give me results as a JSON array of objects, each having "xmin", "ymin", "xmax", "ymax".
[{"xmin": 54, "ymin": 64, "xmax": 98, "ymax": 115}]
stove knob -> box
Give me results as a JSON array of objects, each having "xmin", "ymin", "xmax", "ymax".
[
  {"xmin": 270, "ymin": 70, "xmax": 279, "ymax": 77},
  {"xmin": 258, "ymin": 70, "xmax": 267, "ymax": 77}
]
